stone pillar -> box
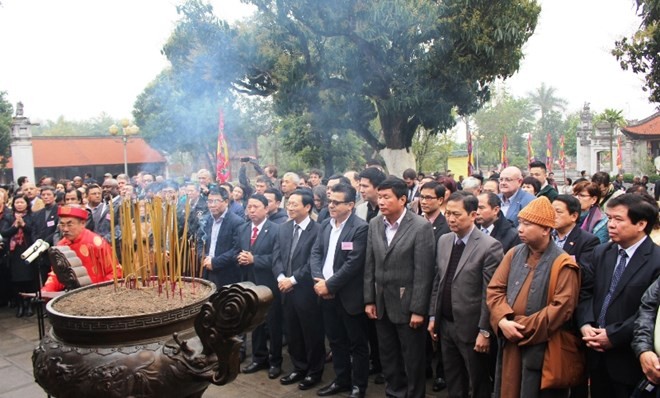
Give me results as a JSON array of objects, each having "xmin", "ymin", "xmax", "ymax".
[
  {"xmin": 576, "ymin": 102, "xmax": 593, "ymax": 175},
  {"xmin": 10, "ymin": 102, "xmax": 37, "ymax": 184}
]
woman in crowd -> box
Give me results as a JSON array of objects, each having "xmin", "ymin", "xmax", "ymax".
[
  {"xmin": 312, "ymin": 185, "xmax": 327, "ymax": 222},
  {"xmin": 232, "ymin": 184, "xmax": 252, "ymax": 210},
  {"xmin": 0, "ymin": 190, "xmax": 12, "ymax": 308},
  {"xmin": 521, "ymin": 176, "xmax": 541, "ymax": 196},
  {"xmin": 573, "ymin": 180, "xmax": 609, "ymax": 243},
  {"xmin": 1, "ymin": 193, "xmax": 36, "ymax": 317}
]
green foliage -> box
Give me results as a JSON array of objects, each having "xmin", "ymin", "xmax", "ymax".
[
  {"xmin": 613, "ymin": 0, "xmax": 660, "ymax": 103},
  {"xmin": 527, "ymin": 83, "xmax": 567, "ymax": 132},
  {"xmin": 412, "ymin": 127, "xmax": 456, "ymax": 173},
  {"xmin": 593, "ymin": 108, "xmax": 625, "ymax": 171},
  {"xmin": 472, "ymin": 87, "xmax": 534, "ymax": 168},
  {"xmin": 0, "ymin": 92, "xmax": 12, "ymax": 169},
  {"xmin": 32, "ymin": 113, "xmax": 117, "ymax": 137}
]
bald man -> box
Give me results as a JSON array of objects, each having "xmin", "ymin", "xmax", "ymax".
[{"xmin": 497, "ymin": 167, "xmax": 535, "ymax": 227}]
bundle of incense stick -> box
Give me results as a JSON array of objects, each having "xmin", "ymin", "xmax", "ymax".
[{"xmin": 109, "ymin": 196, "xmax": 193, "ymax": 296}]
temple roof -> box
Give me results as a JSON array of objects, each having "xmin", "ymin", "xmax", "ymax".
[
  {"xmin": 5, "ymin": 136, "xmax": 165, "ymax": 168},
  {"xmin": 621, "ymin": 112, "xmax": 660, "ymax": 139}
]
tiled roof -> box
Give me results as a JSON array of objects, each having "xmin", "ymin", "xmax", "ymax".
[
  {"xmin": 622, "ymin": 112, "xmax": 660, "ymax": 137},
  {"xmin": 5, "ymin": 136, "xmax": 165, "ymax": 168}
]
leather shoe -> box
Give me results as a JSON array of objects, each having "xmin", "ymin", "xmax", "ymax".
[
  {"xmin": 348, "ymin": 386, "xmax": 365, "ymax": 398},
  {"xmin": 298, "ymin": 375, "xmax": 321, "ymax": 390},
  {"xmin": 432, "ymin": 377, "xmax": 447, "ymax": 392},
  {"xmin": 374, "ymin": 373, "xmax": 385, "ymax": 384},
  {"xmin": 317, "ymin": 382, "xmax": 351, "ymax": 396},
  {"xmin": 280, "ymin": 371, "xmax": 305, "ymax": 385},
  {"xmin": 242, "ymin": 362, "xmax": 268, "ymax": 374},
  {"xmin": 268, "ymin": 365, "xmax": 282, "ymax": 379}
]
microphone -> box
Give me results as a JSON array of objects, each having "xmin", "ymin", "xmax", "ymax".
[
  {"xmin": 21, "ymin": 239, "xmax": 51, "ymax": 264},
  {"xmin": 21, "ymin": 239, "xmax": 44, "ymax": 260}
]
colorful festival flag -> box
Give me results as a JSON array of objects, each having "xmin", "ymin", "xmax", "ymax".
[
  {"xmin": 467, "ymin": 130, "xmax": 474, "ymax": 176},
  {"xmin": 527, "ymin": 133, "xmax": 534, "ymax": 164},
  {"xmin": 216, "ymin": 109, "xmax": 231, "ymax": 183},
  {"xmin": 545, "ymin": 133, "xmax": 553, "ymax": 172},
  {"xmin": 501, "ymin": 135, "xmax": 508, "ymax": 168},
  {"xmin": 559, "ymin": 135, "xmax": 566, "ymax": 171},
  {"xmin": 616, "ymin": 136, "xmax": 623, "ymax": 171}
]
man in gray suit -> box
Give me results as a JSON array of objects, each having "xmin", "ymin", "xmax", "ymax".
[
  {"xmin": 428, "ymin": 191, "xmax": 503, "ymax": 398},
  {"xmin": 364, "ymin": 177, "xmax": 435, "ymax": 398}
]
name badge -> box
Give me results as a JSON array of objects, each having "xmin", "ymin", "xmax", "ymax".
[
  {"xmin": 341, "ymin": 241, "xmax": 353, "ymax": 250},
  {"xmin": 106, "ymin": 214, "xmax": 111, "ymax": 220},
  {"xmin": 47, "ymin": 220, "xmax": 55, "ymax": 227}
]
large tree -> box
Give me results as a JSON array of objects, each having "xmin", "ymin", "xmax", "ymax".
[
  {"xmin": 235, "ymin": 0, "xmax": 540, "ymax": 175},
  {"xmin": 0, "ymin": 92, "xmax": 12, "ymax": 169},
  {"xmin": 593, "ymin": 108, "xmax": 626, "ymax": 173},
  {"xmin": 613, "ymin": 0, "xmax": 660, "ymax": 104},
  {"xmin": 527, "ymin": 83, "xmax": 567, "ymax": 133}
]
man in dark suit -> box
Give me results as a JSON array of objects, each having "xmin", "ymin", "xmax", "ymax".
[
  {"xmin": 237, "ymin": 194, "xmax": 282, "ymax": 379},
  {"xmin": 552, "ymin": 194, "xmax": 600, "ymax": 267},
  {"xmin": 364, "ymin": 177, "xmax": 435, "ymax": 398},
  {"xmin": 577, "ymin": 193, "xmax": 660, "ymax": 397},
  {"xmin": 272, "ymin": 190, "xmax": 325, "ymax": 391},
  {"xmin": 529, "ymin": 160, "xmax": 558, "ymax": 201},
  {"xmin": 476, "ymin": 192, "xmax": 520, "ymax": 254},
  {"xmin": 428, "ymin": 191, "xmax": 503, "ymax": 398},
  {"xmin": 199, "ymin": 187, "xmax": 244, "ymax": 288},
  {"xmin": 32, "ymin": 185, "xmax": 59, "ymax": 283},
  {"xmin": 310, "ymin": 183, "xmax": 369, "ymax": 398},
  {"xmin": 264, "ymin": 188, "xmax": 288, "ymax": 224},
  {"xmin": 419, "ymin": 181, "xmax": 450, "ymax": 242},
  {"xmin": 418, "ymin": 180, "xmax": 450, "ymax": 391}
]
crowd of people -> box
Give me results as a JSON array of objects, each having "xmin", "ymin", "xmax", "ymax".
[{"xmin": 1, "ymin": 158, "xmax": 660, "ymax": 398}]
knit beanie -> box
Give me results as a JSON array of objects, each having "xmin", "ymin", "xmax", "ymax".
[{"xmin": 517, "ymin": 196, "xmax": 556, "ymax": 228}]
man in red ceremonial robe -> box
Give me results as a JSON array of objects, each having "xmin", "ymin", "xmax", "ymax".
[{"xmin": 43, "ymin": 206, "xmax": 121, "ymax": 292}]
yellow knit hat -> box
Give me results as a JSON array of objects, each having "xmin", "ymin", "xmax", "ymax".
[{"xmin": 518, "ymin": 196, "xmax": 556, "ymax": 228}]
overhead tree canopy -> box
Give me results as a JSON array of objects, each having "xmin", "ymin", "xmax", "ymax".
[
  {"xmin": 0, "ymin": 92, "xmax": 12, "ymax": 169},
  {"xmin": 613, "ymin": 0, "xmax": 660, "ymax": 104}
]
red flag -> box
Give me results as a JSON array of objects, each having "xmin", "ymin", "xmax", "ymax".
[
  {"xmin": 545, "ymin": 133, "xmax": 553, "ymax": 172},
  {"xmin": 467, "ymin": 131, "xmax": 474, "ymax": 175},
  {"xmin": 216, "ymin": 109, "xmax": 231, "ymax": 183},
  {"xmin": 527, "ymin": 133, "xmax": 534, "ymax": 164},
  {"xmin": 501, "ymin": 135, "xmax": 508, "ymax": 168},
  {"xmin": 616, "ymin": 136, "xmax": 623, "ymax": 170},
  {"xmin": 559, "ymin": 135, "xmax": 566, "ymax": 171}
]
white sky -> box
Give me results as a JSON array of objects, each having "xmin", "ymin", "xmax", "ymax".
[{"xmin": 0, "ymin": 0, "xmax": 657, "ymax": 124}]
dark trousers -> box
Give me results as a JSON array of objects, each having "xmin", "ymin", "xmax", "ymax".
[
  {"xmin": 439, "ymin": 318, "xmax": 491, "ymax": 398},
  {"xmin": 590, "ymin": 358, "xmax": 636, "ymax": 398},
  {"xmin": 425, "ymin": 333, "xmax": 445, "ymax": 378},
  {"xmin": 321, "ymin": 297, "xmax": 369, "ymax": 390},
  {"xmin": 251, "ymin": 291, "xmax": 283, "ymax": 366},
  {"xmin": 376, "ymin": 312, "xmax": 427, "ymax": 398},
  {"xmin": 367, "ymin": 318, "xmax": 381, "ymax": 371},
  {"xmin": 283, "ymin": 289, "xmax": 325, "ymax": 378}
]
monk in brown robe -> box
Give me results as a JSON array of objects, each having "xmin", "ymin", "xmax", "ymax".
[{"xmin": 487, "ymin": 196, "xmax": 580, "ymax": 398}]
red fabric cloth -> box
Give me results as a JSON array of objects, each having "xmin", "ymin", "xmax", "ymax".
[{"xmin": 43, "ymin": 228, "xmax": 122, "ymax": 292}]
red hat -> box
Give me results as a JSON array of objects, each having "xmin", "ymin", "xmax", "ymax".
[{"xmin": 57, "ymin": 206, "xmax": 88, "ymax": 220}]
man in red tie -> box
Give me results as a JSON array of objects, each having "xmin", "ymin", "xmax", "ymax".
[{"xmin": 236, "ymin": 194, "xmax": 282, "ymax": 379}]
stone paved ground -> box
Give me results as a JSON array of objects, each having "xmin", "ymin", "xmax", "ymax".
[{"xmin": 0, "ymin": 304, "xmax": 446, "ymax": 397}]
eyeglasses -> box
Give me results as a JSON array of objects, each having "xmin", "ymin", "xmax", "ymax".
[
  {"xmin": 574, "ymin": 193, "xmax": 591, "ymax": 199},
  {"xmin": 419, "ymin": 195, "xmax": 438, "ymax": 201},
  {"xmin": 328, "ymin": 200, "xmax": 350, "ymax": 206}
]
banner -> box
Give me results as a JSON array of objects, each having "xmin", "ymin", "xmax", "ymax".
[
  {"xmin": 501, "ymin": 134, "xmax": 508, "ymax": 168},
  {"xmin": 559, "ymin": 135, "xmax": 566, "ymax": 171},
  {"xmin": 545, "ymin": 133, "xmax": 553, "ymax": 172},
  {"xmin": 467, "ymin": 130, "xmax": 474, "ymax": 176},
  {"xmin": 216, "ymin": 109, "xmax": 231, "ymax": 183},
  {"xmin": 527, "ymin": 133, "xmax": 534, "ymax": 165},
  {"xmin": 616, "ymin": 136, "xmax": 623, "ymax": 171}
]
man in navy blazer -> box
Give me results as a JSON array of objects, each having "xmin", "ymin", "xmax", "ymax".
[
  {"xmin": 236, "ymin": 194, "xmax": 282, "ymax": 379},
  {"xmin": 272, "ymin": 189, "xmax": 325, "ymax": 391},
  {"xmin": 497, "ymin": 166, "xmax": 535, "ymax": 227},
  {"xmin": 311, "ymin": 183, "xmax": 369, "ymax": 398},
  {"xmin": 577, "ymin": 193, "xmax": 660, "ymax": 397},
  {"xmin": 199, "ymin": 187, "xmax": 244, "ymax": 288},
  {"xmin": 551, "ymin": 194, "xmax": 600, "ymax": 268}
]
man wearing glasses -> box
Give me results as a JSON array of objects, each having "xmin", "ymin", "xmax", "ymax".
[
  {"xmin": 498, "ymin": 166, "xmax": 535, "ymax": 227},
  {"xmin": 311, "ymin": 183, "xmax": 369, "ymax": 398}
]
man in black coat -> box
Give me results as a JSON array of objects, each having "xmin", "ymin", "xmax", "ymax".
[
  {"xmin": 311, "ymin": 183, "xmax": 369, "ymax": 398},
  {"xmin": 552, "ymin": 194, "xmax": 600, "ymax": 268},
  {"xmin": 577, "ymin": 193, "xmax": 660, "ymax": 397},
  {"xmin": 476, "ymin": 192, "xmax": 520, "ymax": 254},
  {"xmin": 237, "ymin": 194, "xmax": 282, "ymax": 380},
  {"xmin": 272, "ymin": 190, "xmax": 325, "ymax": 391},
  {"xmin": 264, "ymin": 188, "xmax": 288, "ymax": 224},
  {"xmin": 31, "ymin": 186, "xmax": 59, "ymax": 283},
  {"xmin": 199, "ymin": 187, "xmax": 244, "ymax": 288}
]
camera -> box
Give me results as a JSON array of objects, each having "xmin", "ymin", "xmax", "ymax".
[{"xmin": 240, "ymin": 157, "xmax": 251, "ymax": 162}]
